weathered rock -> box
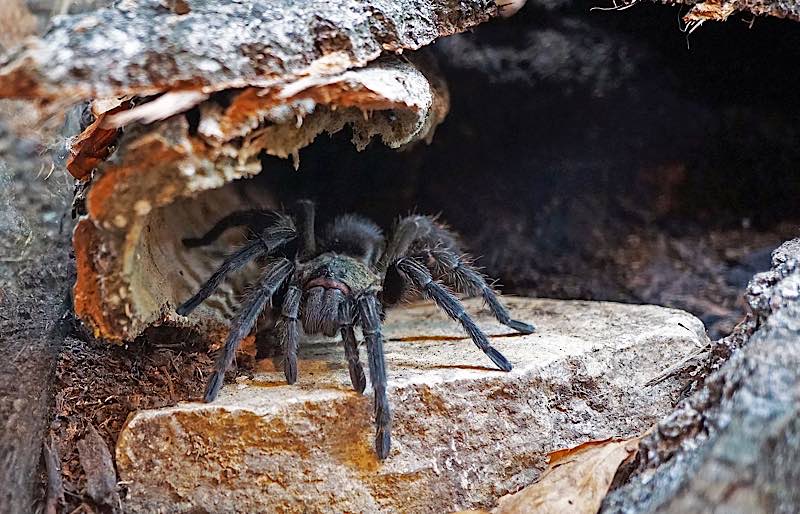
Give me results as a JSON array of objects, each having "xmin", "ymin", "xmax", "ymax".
[{"xmin": 116, "ymin": 297, "xmax": 706, "ymax": 513}]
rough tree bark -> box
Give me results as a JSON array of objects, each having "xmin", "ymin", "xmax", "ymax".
[
  {"xmin": 602, "ymin": 239, "xmax": 800, "ymax": 513},
  {"xmin": 0, "ymin": 0, "xmax": 497, "ymax": 101}
]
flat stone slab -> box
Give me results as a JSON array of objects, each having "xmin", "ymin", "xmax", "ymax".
[{"xmin": 116, "ymin": 297, "xmax": 706, "ymax": 513}]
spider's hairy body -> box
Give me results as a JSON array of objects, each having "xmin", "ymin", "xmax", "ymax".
[
  {"xmin": 297, "ymin": 253, "xmax": 381, "ymax": 336},
  {"xmin": 298, "ymin": 253, "xmax": 381, "ymax": 296},
  {"xmin": 177, "ymin": 200, "xmax": 534, "ymax": 459}
]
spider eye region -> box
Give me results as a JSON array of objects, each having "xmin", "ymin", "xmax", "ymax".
[
  {"xmin": 300, "ymin": 254, "xmax": 381, "ymax": 296},
  {"xmin": 304, "ymin": 277, "xmax": 351, "ymax": 295}
]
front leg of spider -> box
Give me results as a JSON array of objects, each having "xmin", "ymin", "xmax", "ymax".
[
  {"xmin": 176, "ymin": 213, "xmax": 298, "ymax": 316},
  {"xmin": 425, "ymin": 247, "xmax": 535, "ymax": 334},
  {"xmin": 340, "ymin": 299, "xmax": 367, "ymax": 394},
  {"xmin": 396, "ymin": 257, "xmax": 513, "ymax": 372},
  {"xmin": 358, "ymin": 294, "xmax": 392, "ymax": 459},
  {"xmin": 279, "ymin": 285, "xmax": 302, "ymax": 385},
  {"xmin": 204, "ymin": 258, "xmax": 294, "ymax": 402},
  {"xmin": 177, "ymin": 240, "xmax": 265, "ymax": 316}
]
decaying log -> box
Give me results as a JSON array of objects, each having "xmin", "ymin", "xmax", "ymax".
[
  {"xmin": 602, "ymin": 239, "xmax": 800, "ymax": 513},
  {"xmin": 71, "ymin": 55, "xmax": 449, "ymax": 343},
  {"xmin": 0, "ymin": 0, "xmax": 496, "ymax": 102},
  {"xmin": 0, "ymin": 0, "xmax": 495, "ymax": 342}
]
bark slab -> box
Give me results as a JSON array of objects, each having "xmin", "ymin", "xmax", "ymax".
[
  {"xmin": 116, "ymin": 297, "xmax": 706, "ymax": 513},
  {"xmin": 0, "ymin": 0, "xmax": 496, "ymax": 101}
]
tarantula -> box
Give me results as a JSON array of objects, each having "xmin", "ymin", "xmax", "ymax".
[{"xmin": 176, "ymin": 200, "xmax": 534, "ymax": 459}]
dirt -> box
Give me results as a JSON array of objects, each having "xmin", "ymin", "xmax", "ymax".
[{"xmin": 50, "ymin": 334, "xmax": 213, "ymax": 512}]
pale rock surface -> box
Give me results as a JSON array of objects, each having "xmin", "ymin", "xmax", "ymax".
[{"xmin": 116, "ymin": 297, "xmax": 706, "ymax": 513}]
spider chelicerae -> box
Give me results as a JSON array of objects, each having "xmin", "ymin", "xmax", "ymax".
[{"xmin": 177, "ymin": 200, "xmax": 534, "ymax": 459}]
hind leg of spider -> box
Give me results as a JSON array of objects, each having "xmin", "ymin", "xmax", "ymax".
[
  {"xmin": 396, "ymin": 257, "xmax": 513, "ymax": 372},
  {"xmin": 424, "ymin": 247, "xmax": 535, "ymax": 334},
  {"xmin": 279, "ymin": 284, "xmax": 302, "ymax": 385},
  {"xmin": 204, "ymin": 259, "xmax": 294, "ymax": 402},
  {"xmin": 182, "ymin": 209, "xmax": 278, "ymax": 248},
  {"xmin": 340, "ymin": 299, "xmax": 366, "ymax": 393},
  {"xmin": 292, "ymin": 199, "xmax": 317, "ymax": 258},
  {"xmin": 358, "ymin": 294, "xmax": 391, "ymax": 459},
  {"xmin": 177, "ymin": 239, "xmax": 266, "ymax": 316}
]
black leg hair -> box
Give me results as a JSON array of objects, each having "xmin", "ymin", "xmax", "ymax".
[
  {"xmin": 177, "ymin": 218, "xmax": 297, "ymax": 316},
  {"xmin": 293, "ymin": 199, "xmax": 317, "ymax": 258},
  {"xmin": 379, "ymin": 215, "xmax": 433, "ymax": 273},
  {"xmin": 279, "ymin": 285, "xmax": 302, "ymax": 385},
  {"xmin": 340, "ymin": 299, "xmax": 367, "ymax": 393},
  {"xmin": 182, "ymin": 209, "xmax": 278, "ymax": 248},
  {"xmin": 396, "ymin": 257, "xmax": 513, "ymax": 372},
  {"xmin": 204, "ymin": 259, "xmax": 294, "ymax": 402},
  {"xmin": 424, "ymin": 248, "xmax": 535, "ymax": 334},
  {"xmin": 321, "ymin": 289, "xmax": 345, "ymax": 337},
  {"xmin": 357, "ymin": 294, "xmax": 392, "ymax": 459},
  {"xmin": 177, "ymin": 240, "xmax": 265, "ymax": 316}
]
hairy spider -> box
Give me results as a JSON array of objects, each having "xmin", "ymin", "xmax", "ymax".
[{"xmin": 177, "ymin": 200, "xmax": 534, "ymax": 459}]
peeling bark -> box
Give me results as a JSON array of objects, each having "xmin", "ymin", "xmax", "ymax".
[
  {"xmin": 70, "ymin": 55, "xmax": 449, "ymax": 343},
  {"xmin": 656, "ymin": 0, "xmax": 800, "ymax": 23}
]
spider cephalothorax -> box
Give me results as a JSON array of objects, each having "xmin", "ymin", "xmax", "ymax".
[{"xmin": 177, "ymin": 200, "xmax": 534, "ymax": 459}]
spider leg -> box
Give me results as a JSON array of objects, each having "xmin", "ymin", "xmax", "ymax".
[
  {"xmin": 340, "ymin": 299, "xmax": 367, "ymax": 394},
  {"xmin": 293, "ymin": 199, "xmax": 317, "ymax": 258},
  {"xmin": 182, "ymin": 209, "xmax": 278, "ymax": 248},
  {"xmin": 177, "ymin": 218, "xmax": 297, "ymax": 316},
  {"xmin": 177, "ymin": 239, "xmax": 265, "ymax": 316},
  {"xmin": 204, "ymin": 259, "xmax": 294, "ymax": 402},
  {"xmin": 424, "ymin": 248, "xmax": 535, "ymax": 334},
  {"xmin": 357, "ymin": 294, "xmax": 392, "ymax": 459},
  {"xmin": 379, "ymin": 215, "xmax": 433, "ymax": 273},
  {"xmin": 279, "ymin": 285, "xmax": 302, "ymax": 384},
  {"xmin": 396, "ymin": 257, "xmax": 513, "ymax": 372}
]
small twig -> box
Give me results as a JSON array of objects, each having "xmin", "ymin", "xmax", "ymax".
[
  {"xmin": 43, "ymin": 434, "xmax": 65, "ymax": 514},
  {"xmin": 644, "ymin": 344, "xmax": 711, "ymax": 387},
  {"xmin": 162, "ymin": 366, "xmax": 176, "ymax": 402}
]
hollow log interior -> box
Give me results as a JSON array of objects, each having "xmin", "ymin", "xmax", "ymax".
[{"xmin": 156, "ymin": 5, "xmax": 800, "ymax": 341}]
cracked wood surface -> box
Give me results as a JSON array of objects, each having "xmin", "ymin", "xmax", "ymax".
[{"xmin": 0, "ymin": 0, "xmax": 497, "ymax": 102}]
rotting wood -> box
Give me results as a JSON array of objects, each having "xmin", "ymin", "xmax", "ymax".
[
  {"xmin": 70, "ymin": 55, "xmax": 450, "ymax": 343},
  {"xmin": 672, "ymin": 0, "xmax": 800, "ymax": 23},
  {"xmin": 77, "ymin": 423, "xmax": 120, "ymax": 509},
  {"xmin": 0, "ymin": 0, "xmax": 487, "ymax": 343},
  {"xmin": 587, "ymin": 0, "xmax": 800, "ymax": 23}
]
